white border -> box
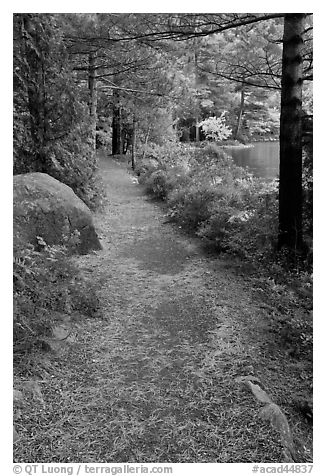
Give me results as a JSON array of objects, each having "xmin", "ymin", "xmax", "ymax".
[{"xmin": 3, "ymin": 4, "xmax": 323, "ymax": 474}]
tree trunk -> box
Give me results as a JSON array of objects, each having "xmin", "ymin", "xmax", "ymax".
[
  {"xmin": 234, "ymin": 83, "xmax": 245, "ymax": 140},
  {"xmin": 195, "ymin": 115, "xmax": 200, "ymax": 142},
  {"xmin": 278, "ymin": 14, "xmax": 305, "ymax": 252},
  {"xmin": 112, "ymin": 89, "xmax": 121, "ymax": 155},
  {"xmin": 119, "ymin": 106, "xmax": 124, "ymax": 155},
  {"xmin": 194, "ymin": 44, "xmax": 200, "ymax": 143},
  {"xmin": 141, "ymin": 127, "xmax": 151, "ymax": 161},
  {"xmin": 131, "ymin": 115, "xmax": 136, "ymax": 170},
  {"xmin": 21, "ymin": 14, "xmax": 47, "ymax": 171},
  {"xmin": 88, "ymin": 50, "xmax": 97, "ymax": 151}
]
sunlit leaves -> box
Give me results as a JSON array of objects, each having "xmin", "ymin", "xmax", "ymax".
[{"xmin": 197, "ymin": 113, "xmax": 232, "ymax": 141}]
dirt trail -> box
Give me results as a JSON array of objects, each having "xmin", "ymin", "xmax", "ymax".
[{"xmin": 16, "ymin": 156, "xmax": 312, "ymax": 463}]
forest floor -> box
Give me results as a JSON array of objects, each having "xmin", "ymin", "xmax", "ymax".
[{"xmin": 14, "ymin": 153, "xmax": 312, "ymax": 463}]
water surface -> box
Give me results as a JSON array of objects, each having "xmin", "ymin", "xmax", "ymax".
[{"xmin": 225, "ymin": 141, "xmax": 279, "ymax": 179}]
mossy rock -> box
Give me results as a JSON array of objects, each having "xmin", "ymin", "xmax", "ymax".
[{"xmin": 14, "ymin": 172, "xmax": 102, "ymax": 254}]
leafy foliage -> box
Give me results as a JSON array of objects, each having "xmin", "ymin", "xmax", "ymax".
[
  {"xmin": 136, "ymin": 140, "xmax": 312, "ymax": 358},
  {"xmin": 197, "ymin": 113, "xmax": 233, "ymax": 142},
  {"xmin": 43, "ymin": 113, "xmax": 106, "ymax": 210},
  {"xmin": 13, "ymin": 14, "xmax": 105, "ymax": 210},
  {"xmin": 13, "ymin": 239, "xmax": 100, "ymax": 353},
  {"xmin": 136, "ymin": 141, "xmax": 312, "ymax": 273}
]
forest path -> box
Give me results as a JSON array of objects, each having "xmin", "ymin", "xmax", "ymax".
[
  {"xmin": 67, "ymin": 154, "xmax": 285, "ymax": 463},
  {"xmin": 24, "ymin": 154, "xmax": 310, "ymax": 463}
]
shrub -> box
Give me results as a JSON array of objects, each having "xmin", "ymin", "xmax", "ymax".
[
  {"xmin": 13, "ymin": 14, "xmax": 105, "ymax": 212},
  {"xmin": 135, "ymin": 158, "xmax": 160, "ymax": 183},
  {"xmin": 137, "ymin": 141, "xmax": 311, "ymax": 357},
  {"xmin": 137, "ymin": 141, "xmax": 192, "ymax": 170},
  {"xmin": 197, "ymin": 113, "xmax": 232, "ymax": 142},
  {"xmin": 189, "ymin": 144, "xmax": 250, "ymax": 188},
  {"xmin": 137, "ymin": 141, "xmax": 310, "ymax": 274},
  {"xmin": 200, "ymin": 142, "xmax": 230, "ymax": 160},
  {"xmin": 168, "ymin": 183, "xmax": 218, "ymax": 230},
  {"xmin": 13, "ymin": 238, "xmax": 100, "ymax": 353},
  {"xmin": 14, "ymin": 103, "xmax": 106, "ymax": 212},
  {"xmin": 42, "ymin": 115, "xmax": 106, "ymax": 211},
  {"xmin": 144, "ymin": 169, "xmax": 169, "ymax": 199},
  {"xmin": 198, "ymin": 181, "xmax": 279, "ymax": 258},
  {"xmin": 144, "ymin": 167, "xmax": 190, "ymax": 200}
]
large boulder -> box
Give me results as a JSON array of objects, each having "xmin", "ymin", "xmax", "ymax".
[{"xmin": 13, "ymin": 173, "xmax": 102, "ymax": 254}]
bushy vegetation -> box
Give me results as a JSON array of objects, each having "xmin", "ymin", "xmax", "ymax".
[
  {"xmin": 13, "ymin": 238, "xmax": 101, "ymax": 355},
  {"xmin": 13, "ymin": 14, "xmax": 105, "ymax": 211},
  {"xmin": 137, "ymin": 141, "xmax": 312, "ymax": 267},
  {"xmin": 42, "ymin": 116, "xmax": 106, "ymax": 211},
  {"xmin": 136, "ymin": 141, "xmax": 312, "ymax": 353},
  {"xmin": 197, "ymin": 113, "xmax": 233, "ymax": 141},
  {"xmin": 13, "ymin": 15, "xmax": 107, "ymax": 379},
  {"xmin": 137, "ymin": 142, "xmax": 275, "ymax": 256}
]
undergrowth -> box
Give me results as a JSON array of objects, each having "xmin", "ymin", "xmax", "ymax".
[
  {"xmin": 13, "ymin": 237, "xmax": 101, "ymax": 356},
  {"xmin": 135, "ymin": 141, "xmax": 313, "ymax": 356},
  {"xmin": 136, "ymin": 141, "xmax": 312, "ymax": 269}
]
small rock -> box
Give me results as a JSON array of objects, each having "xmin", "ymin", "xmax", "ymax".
[
  {"xmin": 13, "ymin": 389, "xmax": 23, "ymax": 402},
  {"xmin": 13, "ymin": 426, "xmax": 19, "ymax": 443}
]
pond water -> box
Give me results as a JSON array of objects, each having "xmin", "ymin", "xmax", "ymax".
[{"xmin": 225, "ymin": 141, "xmax": 280, "ymax": 179}]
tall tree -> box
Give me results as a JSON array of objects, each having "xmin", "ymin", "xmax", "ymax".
[
  {"xmin": 13, "ymin": 14, "xmax": 101, "ymax": 208},
  {"xmin": 158, "ymin": 13, "xmax": 311, "ymax": 251},
  {"xmin": 111, "ymin": 86, "xmax": 124, "ymax": 155},
  {"xmin": 14, "ymin": 14, "xmax": 51, "ymax": 171},
  {"xmin": 278, "ymin": 14, "xmax": 306, "ymax": 251},
  {"xmin": 88, "ymin": 49, "xmax": 98, "ymax": 150},
  {"xmin": 14, "ymin": 14, "xmax": 89, "ymax": 173}
]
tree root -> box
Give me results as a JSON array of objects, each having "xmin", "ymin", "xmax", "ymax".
[{"xmin": 236, "ymin": 375, "xmax": 298, "ymax": 462}]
